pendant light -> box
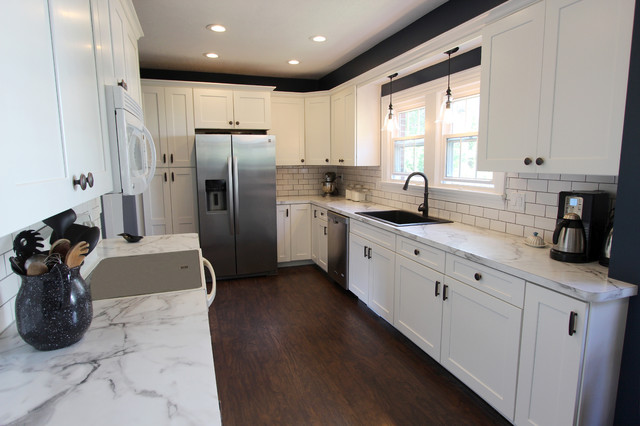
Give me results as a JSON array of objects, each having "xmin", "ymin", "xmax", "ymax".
[
  {"xmin": 442, "ymin": 47, "xmax": 459, "ymax": 124},
  {"xmin": 383, "ymin": 73, "xmax": 399, "ymax": 132}
]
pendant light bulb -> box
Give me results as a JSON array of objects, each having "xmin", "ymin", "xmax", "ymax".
[{"xmin": 383, "ymin": 73, "xmax": 399, "ymax": 132}]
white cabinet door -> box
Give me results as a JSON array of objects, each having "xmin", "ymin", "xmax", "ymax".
[
  {"xmin": 535, "ymin": 0, "xmax": 634, "ymax": 175},
  {"xmin": 394, "ymin": 255, "xmax": 444, "ymax": 361},
  {"xmin": 142, "ymin": 85, "xmax": 169, "ymax": 169},
  {"xmin": 305, "ymin": 96, "xmax": 331, "ymax": 165},
  {"xmin": 441, "ymin": 277, "xmax": 522, "ymax": 421},
  {"xmin": 331, "ymin": 86, "xmax": 356, "ymax": 166},
  {"xmin": 368, "ymin": 243, "xmax": 395, "ymax": 323},
  {"xmin": 169, "ymin": 168, "xmax": 198, "ymax": 234},
  {"xmin": 348, "ymin": 233, "xmax": 370, "ymax": 303},
  {"xmin": 143, "ymin": 170, "xmax": 173, "ymax": 235},
  {"xmin": 193, "ymin": 88, "xmax": 234, "ymax": 129},
  {"xmin": 271, "ymin": 96, "xmax": 305, "ymax": 165},
  {"xmin": 233, "ymin": 91, "xmax": 271, "ymax": 130},
  {"xmin": 515, "ymin": 284, "xmax": 587, "ymax": 426},
  {"xmin": 290, "ymin": 203, "xmax": 311, "ymax": 261},
  {"xmin": 478, "ymin": 1, "xmax": 545, "ymax": 173},
  {"xmin": 109, "ymin": 0, "xmax": 141, "ymax": 103},
  {"xmin": 165, "ymin": 87, "xmax": 195, "ymax": 168},
  {"xmin": 0, "ymin": 0, "xmax": 68, "ymax": 236},
  {"xmin": 276, "ymin": 205, "xmax": 291, "ymax": 262}
]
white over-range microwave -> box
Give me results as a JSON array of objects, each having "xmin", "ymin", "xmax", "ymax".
[{"xmin": 106, "ymin": 84, "xmax": 156, "ymax": 195}]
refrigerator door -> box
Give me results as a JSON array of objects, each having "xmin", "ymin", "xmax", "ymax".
[
  {"xmin": 195, "ymin": 134, "xmax": 236, "ymax": 277},
  {"xmin": 233, "ymin": 135, "xmax": 277, "ymax": 276}
]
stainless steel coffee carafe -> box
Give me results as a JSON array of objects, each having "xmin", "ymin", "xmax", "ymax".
[{"xmin": 550, "ymin": 213, "xmax": 587, "ymax": 263}]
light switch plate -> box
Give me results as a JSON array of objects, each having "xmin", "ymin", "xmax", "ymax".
[{"xmin": 507, "ymin": 191, "xmax": 526, "ymax": 213}]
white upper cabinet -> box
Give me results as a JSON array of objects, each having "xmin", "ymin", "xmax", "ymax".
[
  {"xmin": 193, "ymin": 88, "xmax": 272, "ymax": 130},
  {"xmin": 109, "ymin": 0, "xmax": 143, "ymax": 103},
  {"xmin": 305, "ymin": 95, "xmax": 331, "ymax": 165},
  {"xmin": 270, "ymin": 96, "xmax": 305, "ymax": 165},
  {"xmin": 478, "ymin": 0, "xmax": 635, "ymax": 174},
  {"xmin": 331, "ymin": 86, "xmax": 356, "ymax": 166},
  {"xmin": 0, "ymin": 0, "xmax": 117, "ymax": 236}
]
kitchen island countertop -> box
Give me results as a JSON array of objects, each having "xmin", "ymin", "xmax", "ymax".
[
  {"xmin": 0, "ymin": 234, "xmax": 221, "ymax": 425},
  {"xmin": 278, "ymin": 196, "xmax": 637, "ymax": 302}
]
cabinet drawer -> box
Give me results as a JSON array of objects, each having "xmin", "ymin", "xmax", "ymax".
[
  {"xmin": 396, "ymin": 236, "xmax": 445, "ymax": 273},
  {"xmin": 351, "ymin": 220, "xmax": 395, "ymax": 250},
  {"xmin": 445, "ymin": 254, "xmax": 524, "ymax": 308},
  {"xmin": 312, "ymin": 206, "xmax": 328, "ymax": 222}
]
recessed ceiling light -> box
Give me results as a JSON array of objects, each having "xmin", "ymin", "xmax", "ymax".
[
  {"xmin": 206, "ymin": 24, "xmax": 226, "ymax": 32},
  {"xmin": 204, "ymin": 53, "xmax": 219, "ymax": 59},
  {"xmin": 288, "ymin": 59, "xmax": 300, "ymax": 65},
  {"xmin": 311, "ymin": 35, "xmax": 326, "ymax": 42}
]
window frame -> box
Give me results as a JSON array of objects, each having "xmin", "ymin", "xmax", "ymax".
[
  {"xmin": 390, "ymin": 103, "xmax": 426, "ymax": 182},
  {"xmin": 380, "ymin": 66, "xmax": 505, "ymax": 207}
]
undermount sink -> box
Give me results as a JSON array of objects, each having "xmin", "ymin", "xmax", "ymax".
[{"xmin": 356, "ymin": 210, "xmax": 453, "ymax": 226}]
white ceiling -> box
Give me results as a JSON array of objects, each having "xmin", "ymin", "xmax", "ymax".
[{"xmin": 131, "ymin": 0, "xmax": 449, "ymax": 79}]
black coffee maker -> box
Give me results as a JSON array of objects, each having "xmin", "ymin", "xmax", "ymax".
[{"xmin": 550, "ymin": 191, "xmax": 609, "ymax": 263}]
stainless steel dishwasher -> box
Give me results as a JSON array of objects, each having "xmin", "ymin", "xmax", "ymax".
[{"xmin": 327, "ymin": 211, "xmax": 349, "ymax": 289}]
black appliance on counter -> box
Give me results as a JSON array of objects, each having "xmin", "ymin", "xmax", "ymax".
[{"xmin": 550, "ymin": 191, "xmax": 609, "ymax": 263}]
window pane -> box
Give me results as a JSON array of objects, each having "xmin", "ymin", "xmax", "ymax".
[
  {"xmin": 448, "ymin": 95, "xmax": 479, "ymax": 134},
  {"xmin": 393, "ymin": 138, "xmax": 424, "ymax": 180},
  {"xmin": 398, "ymin": 107, "xmax": 425, "ymax": 138},
  {"xmin": 445, "ymin": 136, "xmax": 492, "ymax": 180}
]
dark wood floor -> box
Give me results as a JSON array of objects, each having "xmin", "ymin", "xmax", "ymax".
[{"xmin": 208, "ymin": 265, "xmax": 511, "ymax": 426}]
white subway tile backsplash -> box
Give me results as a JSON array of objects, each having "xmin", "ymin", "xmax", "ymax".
[
  {"xmin": 0, "ymin": 254, "xmax": 7, "ymax": 280},
  {"xmin": 525, "ymin": 203, "xmax": 546, "ymax": 217},
  {"xmin": 538, "ymin": 174, "xmax": 561, "ymax": 180},
  {"xmin": 450, "ymin": 212, "xmax": 463, "ymax": 222},
  {"xmin": 527, "ymin": 179, "xmax": 548, "ymax": 192},
  {"xmin": 445, "ymin": 202, "xmax": 457, "ymax": 211},
  {"xmin": 536, "ymin": 192, "xmax": 557, "ymax": 206},
  {"xmin": 571, "ymin": 182, "xmax": 599, "ymax": 192},
  {"xmin": 462, "ymin": 214, "xmax": 476, "ymax": 226},
  {"xmin": 598, "ymin": 183, "xmax": 618, "ymax": 195},
  {"xmin": 561, "ymin": 174, "xmax": 586, "ymax": 181},
  {"xmin": 0, "ymin": 235, "xmax": 11, "ymax": 254},
  {"xmin": 484, "ymin": 208, "xmax": 500, "ymax": 220},
  {"xmin": 498, "ymin": 210, "xmax": 516, "ymax": 223},
  {"xmin": 519, "ymin": 173, "xmax": 539, "ymax": 179},
  {"xmin": 0, "ymin": 274, "xmax": 20, "ymax": 305},
  {"xmin": 476, "ymin": 217, "xmax": 491, "ymax": 229},
  {"xmin": 457, "ymin": 204, "xmax": 470, "ymax": 214},
  {"xmin": 548, "ymin": 180, "xmax": 573, "ymax": 193},
  {"xmin": 509, "ymin": 178, "xmax": 528, "ymax": 190},
  {"xmin": 490, "ymin": 220, "xmax": 506, "ymax": 233},
  {"xmin": 586, "ymin": 175, "xmax": 616, "ymax": 183},
  {"xmin": 469, "ymin": 205, "xmax": 483, "ymax": 217},
  {"xmin": 546, "ymin": 206, "xmax": 559, "ymax": 219},
  {"xmin": 516, "ymin": 213, "xmax": 535, "ymax": 227},
  {"xmin": 0, "ymin": 299, "xmax": 14, "ymax": 332},
  {"xmin": 535, "ymin": 216, "xmax": 557, "ymax": 231},
  {"xmin": 506, "ymin": 223, "xmax": 524, "ymax": 236}
]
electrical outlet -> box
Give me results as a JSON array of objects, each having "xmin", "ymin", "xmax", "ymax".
[{"xmin": 507, "ymin": 192, "xmax": 526, "ymax": 213}]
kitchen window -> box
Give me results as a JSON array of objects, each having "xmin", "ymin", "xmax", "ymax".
[{"xmin": 380, "ymin": 67, "xmax": 504, "ymax": 207}]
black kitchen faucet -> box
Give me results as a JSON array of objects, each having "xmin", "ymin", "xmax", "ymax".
[{"xmin": 402, "ymin": 172, "xmax": 429, "ymax": 217}]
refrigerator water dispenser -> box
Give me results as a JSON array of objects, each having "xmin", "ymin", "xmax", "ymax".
[{"xmin": 206, "ymin": 180, "xmax": 227, "ymax": 211}]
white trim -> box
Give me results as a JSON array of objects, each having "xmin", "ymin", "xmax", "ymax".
[{"xmin": 379, "ymin": 181, "xmax": 506, "ymax": 210}]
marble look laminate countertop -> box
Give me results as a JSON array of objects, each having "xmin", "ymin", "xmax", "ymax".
[
  {"xmin": 278, "ymin": 196, "xmax": 637, "ymax": 302},
  {"xmin": 0, "ymin": 234, "xmax": 221, "ymax": 425}
]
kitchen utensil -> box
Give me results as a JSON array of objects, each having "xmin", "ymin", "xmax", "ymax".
[
  {"xmin": 50, "ymin": 238, "xmax": 71, "ymax": 258},
  {"xmin": 24, "ymin": 253, "xmax": 48, "ymax": 270},
  {"xmin": 26, "ymin": 261, "xmax": 48, "ymax": 276},
  {"xmin": 9, "ymin": 256, "xmax": 26, "ymax": 275},
  {"xmin": 44, "ymin": 209, "xmax": 76, "ymax": 242},
  {"xmin": 550, "ymin": 213, "xmax": 587, "ymax": 263},
  {"xmin": 64, "ymin": 224, "xmax": 101, "ymax": 253},
  {"xmin": 118, "ymin": 232, "xmax": 143, "ymax": 243},
  {"xmin": 13, "ymin": 230, "xmax": 45, "ymax": 261},
  {"xmin": 65, "ymin": 241, "xmax": 89, "ymax": 268},
  {"xmin": 524, "ymin": 232, "xmax": 547, "ymax": 248}
]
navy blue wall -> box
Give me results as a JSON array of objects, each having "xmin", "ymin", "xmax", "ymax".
[{"xmin": 612, "ymin": 0, "xmax": 640, "ymax": 423}]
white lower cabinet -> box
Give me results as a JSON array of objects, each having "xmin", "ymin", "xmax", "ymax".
[
  {"xmin": 277, "ymin": 204, "xmax": 311, "ymax": 263},
  {"xmin": 394, "ymin": 255, "xmax": 444, "ymax": 360},
  {"xmin": 441, "ymin": 276, "xmax": 522, "ymax": 421},
  {"xmin": 349, "ymin": 222, "xmax": 396, "ymax": 323},
  {"xmin": 143, "ymin": 168, "xmax": 198, "ymax": 235},
  {"xmin": 310, "ymin": 207, "xmax": 328, "ymax": 272}
]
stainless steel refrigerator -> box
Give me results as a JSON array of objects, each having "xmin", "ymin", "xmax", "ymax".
[{"xmin": 195, "ymin": 133, "xmax": 277, "ymax": 278}]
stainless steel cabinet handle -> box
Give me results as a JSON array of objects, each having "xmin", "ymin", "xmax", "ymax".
[
  {"xmin": 569, "ymin": 311, "xmax": 578, "ymax": 336},
  {"xmin": 233, "ymin": 156, "xmax": 239, "ymax": 234},
  {"xmin": 227, "ymin": 156, "xmax": 235, "ymax": 235}
]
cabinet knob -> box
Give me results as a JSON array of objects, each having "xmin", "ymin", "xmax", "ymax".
[
  {"xmin": 474, "ymin": 272, "xmax": 482, "ymax": 281},
  {"xmin": 524, "ymin": 157, "xmax": 533, "ymax": 165},
  {"xmin": 86, "ymin": 172, "xmax": 94, "ymax": 188},
  {"xmin": 73, "ymin": 174, "xmax": 87, "ymax": 190},
  {"xmin": 228, "ymin": 121, "xmax": 233, "ymax": 125},
  {"xmin": 301, "ymin": 159, "xmax": 305, "ymax": 163},
  {"xmin": 325, "ymin": 158, "xmax": 329, "ymax": 163},
  {"xmin": 235, "ymin": 121, "xmax": 240, "ymax": 126},
  {"xmin": 535, "ymin": 157, "xmax": 544, "ymax": 166},
  {"xmin": 414, "ymin": 249, "xmax": 420, "ymax": 256}
]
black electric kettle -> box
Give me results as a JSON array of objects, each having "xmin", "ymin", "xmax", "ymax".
[{"xmin": 550, "ymin": 213, "xmax": 587, "ymax": 263}]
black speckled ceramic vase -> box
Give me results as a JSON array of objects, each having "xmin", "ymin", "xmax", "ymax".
[{"xmin": 15, "ymin": 264, "xmax": 93, "ymax": 351}]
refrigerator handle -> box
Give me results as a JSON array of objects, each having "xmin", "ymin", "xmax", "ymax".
[
  {"xmin": 233, "ymin": 156, "xmax": 239, "ymax": 234},
  {"xmin": 227, "ymin": 156, "xmax": 235, "ymax": 235}
]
